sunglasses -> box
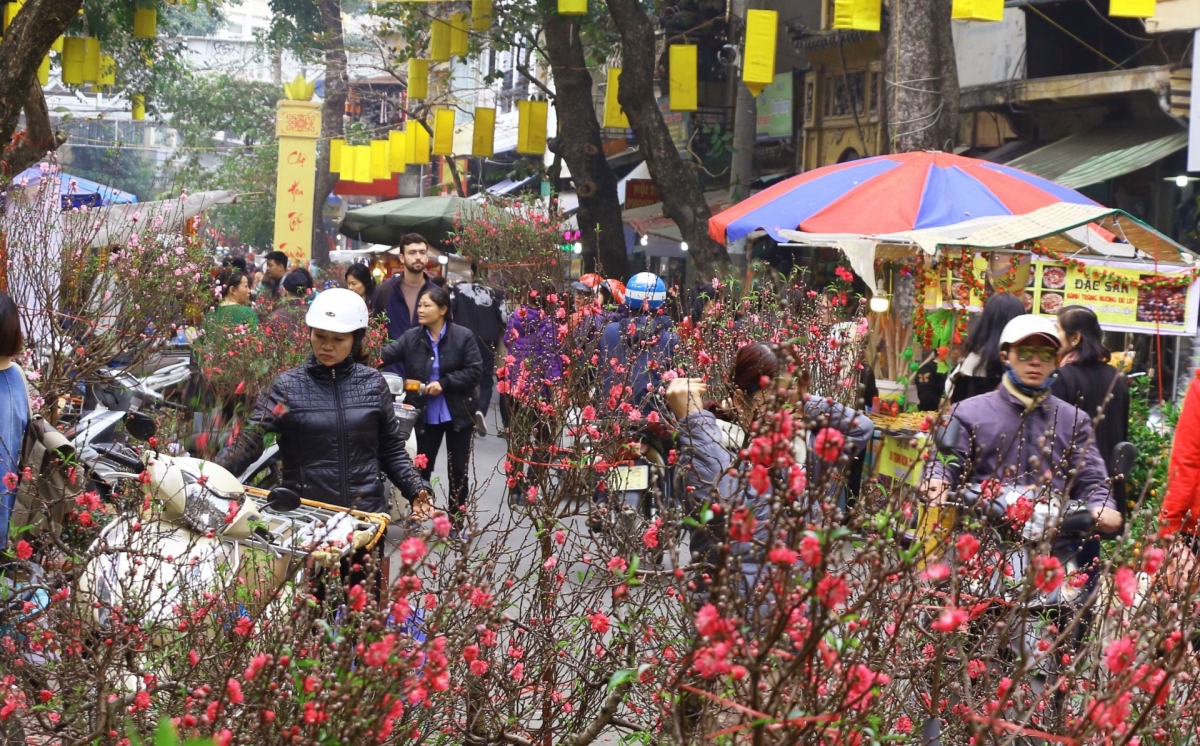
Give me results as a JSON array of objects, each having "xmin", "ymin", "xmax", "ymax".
[{"xmin": 1014, "ymin": 346, "xmax": 1057, "ymax": 363}]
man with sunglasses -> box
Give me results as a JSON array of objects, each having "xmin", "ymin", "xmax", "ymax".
[{"xmin": 924, "ymin": 315, "xmax": 1121, "ymax": 534}]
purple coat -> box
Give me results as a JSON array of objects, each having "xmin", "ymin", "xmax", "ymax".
[
  {"xmin": 924, "ymin": 385, "xmax": 1114, "ymax": 512},
  {"xmin": 505, "ymin": 305, "xmax": 561, "ymax": 382}
]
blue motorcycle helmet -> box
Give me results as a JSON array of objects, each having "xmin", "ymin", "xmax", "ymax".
[{"xmin": 625, "ymin": 272, "xmax": 667, "ymax": 312}]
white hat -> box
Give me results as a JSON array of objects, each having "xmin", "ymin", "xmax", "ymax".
[
  {"xmin": 305, "ymin": 288, "xmax": 370, "ymax": 333},
  {"xmin": 999, "ymin": 315, "xmax": 1061, "ymax": 350}
]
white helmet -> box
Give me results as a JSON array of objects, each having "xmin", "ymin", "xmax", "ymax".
[
  {"xmin": 305, "ymin": 288, "xmax": 369, "ymax": 333},
  {"xmin": 999, "ymin": 315, "xmax": 1061, "ymax": 350}
]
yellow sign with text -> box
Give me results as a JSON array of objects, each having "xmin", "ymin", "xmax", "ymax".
[
  {"xmin": 876, "ymin": 434, "xmax": 925, "ymax": 489},
  {"xmin": 1025, "ymin": 259, "xmax": 1199, "ymax": 336},
  {"xmin": 273, "ymin": 100, "xmax": 322, "ymax": 263}
]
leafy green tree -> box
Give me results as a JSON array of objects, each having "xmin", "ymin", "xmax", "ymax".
[{"xmin": 60, "ymin": 141, "xmax": 156, "ymax": 200}]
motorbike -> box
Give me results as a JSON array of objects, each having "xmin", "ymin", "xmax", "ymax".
[{"xmin": 587, "ymin": 422, "xmax": 676, "ymax": 565}]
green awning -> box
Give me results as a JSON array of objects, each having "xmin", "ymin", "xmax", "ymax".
[{"xmin": 1006, "ymin": 120, "xmax": 1187, "ymax": 189}]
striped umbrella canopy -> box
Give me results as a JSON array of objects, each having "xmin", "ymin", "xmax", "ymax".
[{"xmin": 709, "ymin": 151, "xmax": 1098, "ymax": 245}]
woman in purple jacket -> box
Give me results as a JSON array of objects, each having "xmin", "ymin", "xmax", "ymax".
[{"xmin": 502, "ymin": 281, "xmax": 562, "ymax": 499}]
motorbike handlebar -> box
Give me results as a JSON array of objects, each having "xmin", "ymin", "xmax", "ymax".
[{"xmin": 91, "ymin": 444, "xmax": 144, "ymax": 471}]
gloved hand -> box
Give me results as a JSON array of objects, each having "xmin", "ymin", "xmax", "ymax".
[
  {"xmin": 352, "ymin": 527, "xmax": 375, "ymax": 551},
  {"xmin": 310, "ymin": 548, "xmax": 342, "ymax": 567}
]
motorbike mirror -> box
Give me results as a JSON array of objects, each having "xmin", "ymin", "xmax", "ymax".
[
  {"xmin": 1059, "ymin": 508, "xmax": 1096, "ymax": 539},
  {"xmin": 1112, "ymin": 442, "xmax": 1137, "ymax": 479},
  {"xmin": 382, "ymin": 373, "xmax": 406, "ymax": 397},
  {"xmin": 933, "ymin": 417, "xmax": 963, "ymax": 456},
  {"xmin": 124, "ymin": 411, "xmax": 158, "ymax": 442},
  {"xmin": 263, "ymin": 487, "xmax": 302, "ymax": 513}
]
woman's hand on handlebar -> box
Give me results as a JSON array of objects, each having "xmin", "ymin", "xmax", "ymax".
[
  {"xmin": 425, "ymin": 381, "xmax": 443, "ymax": 397},
  {"xmin": 1091, "ymin": 506, "xmax": 1123, "ymax": 534}
]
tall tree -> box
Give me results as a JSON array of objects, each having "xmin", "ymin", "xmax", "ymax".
[
  {"xmin": 884, "ymin": 0, "xmax": 959, "ymax": 152},
  {"xmin": 603, "ymin": 0, "xmax": 731, "ymax": 278}
]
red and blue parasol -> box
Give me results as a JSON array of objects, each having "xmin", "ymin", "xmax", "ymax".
[{"xmin": 709, "ymin": 151, "xmax": 1097, "ymax": 244}]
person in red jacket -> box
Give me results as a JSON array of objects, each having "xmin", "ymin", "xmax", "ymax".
[{"xmin": 1160, "ymin": 373, "xmax": 1200, "ymax": 581}]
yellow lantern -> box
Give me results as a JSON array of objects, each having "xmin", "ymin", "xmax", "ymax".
[
  {"xmin": 604, "ymin": 68, "xmax": 628, "ymax": 129},
  {"xmin": 134, "ymin": 4, "xmax": 158, "ymax": 38},
  {"xmin": 61, "ymin": 37, "xmax": 85, "ymax": 85},
  {"xmin": 389, "ymin": 129, "xmax": 409, "ymax": 173},
  {"xmin": 834, "ymin": 0, "xmax": 882, "ymax": 30},
  {"xmin": 471, "ymin": 0, "xmax": 492, "ymax": 31},
  {"xmin": 517, "ymin": 100, "xmax": 548, "ymax": 155},
  {"xmin": 430, "ymin": 18, "xmax": 451, "ymax": 62},
  {"xmin": 741, "ymin": 9, "xmax": 777, "ymax": 96},
  {"xmin": 669, "ymin": 45, "xmax": 698, "ymax": 112},
  {"xmin": 51, "ymin": 36, "xmax": 63, "ymax": 53},
  {"xmin": 340, "ymin": 144, "xmax": 357, "ymax": 181},
  {"xmin": 558, "ymin": 0, "xmax": 586, "ymax": 14},
  {"xmin": 450, "ymin": 12, "xmax": 468, "ymax": 57},
  {"xmin": 1110, "ymin": 0, "xmax": 1154, "ymax": 16},
  {"xmin": 4, "ymin": 0, "xmax": 24, "ymax": 32},
  {"xmin": 408, "ymin": 59, "xmax": 429, "ymax": 100},
  {"xmin": 82, "ymin": 37, "xmax": 100, "ymax": 83},
  {"xmin": 472, "ymin": 107, "xmax": 495, "ymax": 157},
  {"xmin": 131, "ymin": 94, "xmax": 146, "ymax": 121},
  {"xmin": 37, "ymin": 55, "xmax": 49, "ymax": 86},
  {"xmin": 950, "ymin": 0, "xmax": 1001, "ymax": 21},
  {"xmin": 97, "ymin": 54, "xmax": 116, "ymax": 87},
  {"xmin": 350, "ymin": 145, "xmax": 370, "ymax": 183},
  {"xmin": 409, "ymin": 123, "xmax": 431, "ymax": 165},
  {"xmin": 329, "ymin": 138, "xmax": 345, "ymax": 174},
  {"xmin": 433, "ymin": 108, "xmax": 455, "ymax": 156},
  {"xmin": 371, "ymin": 140, "xmax": 391, "ymax": 180}
]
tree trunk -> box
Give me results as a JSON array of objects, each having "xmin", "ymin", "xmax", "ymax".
[
  {"xmin": 541, "ymin": 12, "xmax": 628, "ymax": 279},
  {"xmin": 883, "ymin": 0, "xmax": 959, "ymax": 153},
  {"xmin": 0, "ymin": 0, "xmax": 83, "ymax": 177},
  {"xmin": 312, "ymin": 0, "xmax": 348, "ymax": 268},
  {"xmin": 603, "ymin": 0, "xmax": 730, "ymax": 279}
]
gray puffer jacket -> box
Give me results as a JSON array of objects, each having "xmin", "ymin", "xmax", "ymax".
[{"xmin": 676, "ymin": 400, "xmax": 874, "ymax": 599}]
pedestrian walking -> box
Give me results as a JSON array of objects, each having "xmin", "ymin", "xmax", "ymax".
[
  {"xmin": 945, "ymin": 291, "xmax": 1026, "ymax": 404},
  {"xmin": 372, "ymin": 233, "xmax": 435, "ymax": 342},
  {"xmin": 0, "ymin": 292, "xmax": 28, "ymax": 549},
  {"xmin": 381, "ymin": 285, "xmax": 482, "ymax": 530},
  {"xmin": 203, "ymin": 268, "xmax": 258, "ymax": 334},
  {"xmin": 259, "ymin": 250, "xmax": 289, "ymax": 301},
  {"xmin": 450, "ymin": 275, "xmax": 506, "ymax": 436},
  {"xmin": 265, "ymin": 268, "xmax": 314, "ymax": 340},
  {"xmin": 344, "ymin": 264, "xmax": 377, "ymax": 307}
]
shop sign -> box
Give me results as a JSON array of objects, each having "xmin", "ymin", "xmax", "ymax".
[
  {"xmin": 1024, "ymin": 260, "xmax": 1200, "ymax": 336},
  {"xmin": 756, "ymin": 72, "xmax": 793, "ymax": 141},
  {"xmin": 625, "ymin": 179, "xmax": 661, "ymax": 209},
  {"xmin": 876, "ymin": 434, "xmax": 925, "ymax": 489}
]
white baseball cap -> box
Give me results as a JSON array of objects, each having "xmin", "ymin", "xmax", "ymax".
[{"xmin": 999, "ymin": 315, "xmax": 1061, "ymax": 350}]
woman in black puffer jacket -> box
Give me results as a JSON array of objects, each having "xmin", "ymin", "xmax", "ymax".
[
  {"xmin": 380, "ymin": 285, "xmax": 482, "ymax": 529},
  {"xmin": 215, "ymin": 288, "xmax": 429, "ymax": 516}
]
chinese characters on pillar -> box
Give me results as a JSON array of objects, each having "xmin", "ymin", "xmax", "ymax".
[{"xmin": 273, "ymin": 100, "xmax": 322, "ymax": 263}]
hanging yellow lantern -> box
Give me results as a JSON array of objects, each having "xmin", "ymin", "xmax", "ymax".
[
  {"xmin": 558, "ymin": 0, "xmax": 586, "ymax": 15},
  {"xmin": 742, "ymin": 9, "xmax": 777, "ymax": 96},
  {"xmin": 97, "ymin": 54, "xmax": 116, "ymax": 87},
  {"xmin": 61, "ymin": 37, "xmax": 85, "ymax": 85},
  {"xmin": 834, "ymin": 0, "xmax": 882, "ymax": 30},
  {"xmin": 37, "ymin": 55, "xmax": 49, "ymax": 86},
  {"xmin": 371, "ymin": 140, "xmax": 391, "ymax": 180},
  {"xmin": 471, "ymin": 0, "xmax": 492, "ymax": 31},
  {"xmin": 338, "ymin": 145, "xmax": 355, "ymax": 182},
  {"xmin": 409, "ymin": 123, "xmax": 431, "ymax": 165},
  {"xmin": 131, "ymin": 94, "xmax": 146, "ymax": 121},
  {"xmin": 82, "ymin": 37, "xmax": 101, "ymax": 83},
  {"xmin": 134, "ymin": 4, "xmax": 157, "ymax": 38},
  {"xmin": 430, "ymin": 18, "xmax": 451, "ymax": 62},
  {"xmin": 517, "ymin": 100, "xmax": 548, "ymax": 155},
  {"xmin": 450, "ymin": 12, "xmax": 468, "ymax": 57},
  {"xmin": 950, "ymin": 0, "xmax": 1000, "ymax": 21},
  {"xmin": 389, "ymin": 129, "xmax": 409, "ymax": 173},
  {"xmin": 51, "ymin": 36, "xmax": 63, "ymax": 53},
  {"xmin": 472, "ymin": 107, "xmax": 495, "ymax": 157},
  {"xmin": 329, "ymin": 138, "xmax": 345, "ymax": 174},
  {"xmin": 669, "ymin": 45, "xmax": 698, "ymax": 112},
  {"xmin": 4, "ymin": 0, "xmax": 24, "ymax": 32},
  {"xmin": 433, "ymin": 108, "xmax": 455, "ymax": 156},
  {"xmin": 353, "ymin": 145, "xmax": 373, "ymax": 184},
  {"xmin": 1110, "ymin": 0, "xmax": 1154, "ymax": 17},
  {"xmin": 603, "ymin": 68, "xmax": 629, "ymax": 129},
  {"xmin": 408, "ymin": 59, "xmax": 429, "ymax": 100}
]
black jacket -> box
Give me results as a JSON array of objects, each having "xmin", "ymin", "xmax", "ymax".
[
  {"xmin": 1051, "ymin": 361, "xmax": 1130, "ymax": 476},
  {"xmin": 451, "ymin": 282, "xmax": 506, "ymax": 347},
  {"xmin": 380, "ymin": 322, "xmax": 482, "ymax": 433},
  {"xmin": 213, "ymin": 355, "xmax": 424, "ymax": 513}
]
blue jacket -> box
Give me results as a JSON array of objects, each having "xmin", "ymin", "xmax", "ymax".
[{"xmin": 598, "ymin": 313, "xmax": 677, "ymax": 411}]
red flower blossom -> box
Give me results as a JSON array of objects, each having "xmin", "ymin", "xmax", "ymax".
[
  {"xmin": 1105, "ymin": 637, "xmax": 1135, "ymax": 672},
  {"xmin": 813, "ymin": 428, "xmax": 846, "ymax": 461},
  {"xmin": 589, "ymin": 612, "xmax": 610, "ymax": 634},
  {"xmin": 931, "ymin": 606, "xmax": 969, "ymax": 633}
]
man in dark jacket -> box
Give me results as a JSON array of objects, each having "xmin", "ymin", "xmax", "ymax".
[
  {"xmin": 451, "ymin": 278, "xmax": 506, "ymax": 435},
  {"xmin": 373, "ymin": 233, "xmax": 436, "ymax": 342},
  {"xmin": 598, "ymin": 313, "xmax": 677, "ymax": 414}
]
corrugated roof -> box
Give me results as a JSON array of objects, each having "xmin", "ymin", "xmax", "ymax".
[{"xmin": 1006, "ymin": 120, "xmax": 1187, "ymax": 188}]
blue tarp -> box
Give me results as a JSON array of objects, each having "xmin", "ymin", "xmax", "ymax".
[{"xmin": 11, "ymin": 167, "xmax": 138, "ymax": 208}]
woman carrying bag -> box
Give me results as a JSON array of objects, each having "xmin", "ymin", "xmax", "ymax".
[{"xmin": 380, "ymin": 285, "xmax": 482, "ymax": 531}]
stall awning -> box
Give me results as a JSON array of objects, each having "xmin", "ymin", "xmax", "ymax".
[
  {"xmin": 625, "ymin": 189, "xmax": 732, "ymax": 241},
  {"xmin": 1006, "ymin": 121, "xmax": 1187, "ymax": 189}
]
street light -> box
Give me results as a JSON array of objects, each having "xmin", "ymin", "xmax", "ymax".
[
  {"xmin": 572, "ymin": 242, "xmax": 582, "ymax": 254},
  {"xmin": 639, "ymin": 234, "xmax": 648, "ymax": 246},
  {"xmin": 680, "ymin": 241, "xmax": 689, "ymax": 252},
  {"xmin": 868, "ymin": 296, "xmax": 890, "ymax": 313},
  {"xmin": 1178, "ymin": 175, "xmax": 1190, "ymax": 188},
  {"xmin": 438, "ymin": 255, "xmax": 449, "ymax": 265}
]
